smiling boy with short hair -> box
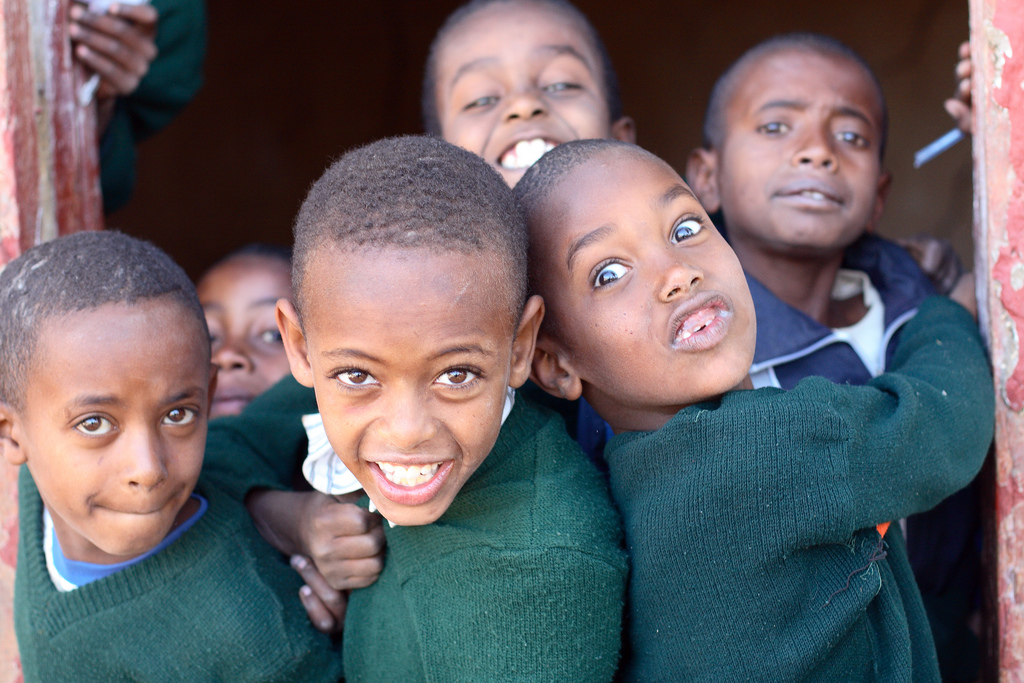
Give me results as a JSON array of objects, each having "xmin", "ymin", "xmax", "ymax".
[
  {"xmin": 0, "ymin": 231, "xmax": 343, "ymax": 682},
  {"xmin": 203, "ymin": 135, "xmax": 627, "ymax": 682},
  {"xmin": 516, "ymin": 139, "xmax": 993, "ymax": 681},
  {"xmin": 424, "ymin": 0, "xmax": 635, "ymax": 187}
]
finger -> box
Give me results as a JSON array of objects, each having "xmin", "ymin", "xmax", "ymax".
[
  {"xmin": 74, "ymin": 44, "xmax": 143, "ymax": 97},
  {"xmin": 109, "ymin": 2, "xmax": 158, "ymax": 26},
  {"xmin": 291, "ymin": 555, "xmax": 347, "ymax": 615},
  {"xmin": 311, "ymin": 502, "xmax": 382, "ymax": 538},
  {"xmin": 958, "ymin": 40, "xmax": 971, "ymax": 60},
  {"xmin": 955, "ymin": 60, "xmax": 972, "ymax": 82},
  {"xmin": 71, "ymin": 9, "xmax": 158, "ymax": 60},
  {"xmin": 309, "ymin": 523, "xmax": 386, "ymax": 564},
  {"xmin": 320, "ymin": 557, "xmax": 385, "ymax": 591},
  {"xmin": 70, "ymin": 23, "xmax": 154, "ymax": 76},
  {"xmin": 298, "ymin": 585, "xmax": 340, "ymax": 634}
]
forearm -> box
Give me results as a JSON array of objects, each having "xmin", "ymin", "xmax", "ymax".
[{"xmin": 246, "ymin": 488, "xmax": 315, "ymax": 556}]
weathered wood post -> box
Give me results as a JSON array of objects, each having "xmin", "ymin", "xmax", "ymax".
[
  {"xmin": 970, "ymin": 0, "xmax": 1024, "ymax": 680},
  {"xmin": 0, "ymin": 0, "xmax": 102, "ymax": 678}
]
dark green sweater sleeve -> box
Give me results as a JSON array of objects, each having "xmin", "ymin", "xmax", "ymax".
[
  {"xmin": 100, "ymin": 0, "xmax": 206, "ymax": 212},
  {"xmin": 202, "ymin": 375, "xmax": 318, "ymax": 501},
  {"xmin": 811, "ymin": 296, "xmax": 993, "ymax": 531}
]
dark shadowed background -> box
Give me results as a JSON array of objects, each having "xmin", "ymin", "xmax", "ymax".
[{"xmin": 108, "ymin": 0, "xmax": 973, "ymax": 280}]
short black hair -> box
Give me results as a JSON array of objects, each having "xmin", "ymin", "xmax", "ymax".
[
  {"xmin": 421, "ymin": 0, "xmax": 623, "ymax": 136},
  {"xmin": 515, "ymin": 137, "xmax": 655, "ymax": 220},
  {"xmin": 702, "ymin": 32, "xmax": 888, "ymax": 159},
  {"xmin": 201, "ymin": 243, "xmax": 292, "ymax": 282},
  {"xmin": 293, "ymin": 135, "xmax": 528, "ymax": 320},
  {"xmin": 0, "ymin": 230, "xmax": 208, "ymax": 410}
]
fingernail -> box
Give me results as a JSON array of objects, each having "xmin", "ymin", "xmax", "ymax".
[
  {"xmin": 320, "ymin": 621, "xmax": 332, "ymax": 630},
  {"xmin": 290, "ymin": 555, "xmax": 307, "ymax": 569},
  {"xmin": 69, "ymin": 5, "xmax": 83, "ymax": 18},
  {"xmin": 300, "ymin": 585, "xmax": 312, "ymax": 597}
]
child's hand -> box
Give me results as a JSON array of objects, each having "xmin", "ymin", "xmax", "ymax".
[
  {"xmin": 292, "ymin": 555, "xmax": 347, "ymax": 635},
  {"xmin": 896, "ymin": 235, "xmax": 965, "ymax": 296},
  {"xmin": 300, "ymin": 491, "xmax": 386, "ymax": 591},
  {"xmin": 69, "ymin": 2, "xmax": 158, "ymax": 131},
  {"xmin": 944, "ymin": 41, "xmax": 972, "ymax": 134}
]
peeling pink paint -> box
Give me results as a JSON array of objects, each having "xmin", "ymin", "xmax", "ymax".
[{"xmin": 992, "ymin": 1, "xmax": 1024, "ymax": 410}]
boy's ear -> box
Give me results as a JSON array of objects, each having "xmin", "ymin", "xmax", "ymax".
[
  {"xmin": 530, "ymin": 331, "xmax": 584, "ymax": 401},
  {"xmin": 610, "ymin": 116, "xmax": 636, "ymax": 144},
  {"xmin": 685, "ymin": 147, "xmax": 722, "ymax": 214},
  {"xmin": 508, "ymin": 295, "xmax": 545, "ymax": 389},
  {"xmin": 276, "ymin": 299, "xmax": 315, "ymax": 388},
  {"xmin": 0, "ymin": 402, "xmax": 27, "ymax": 467},
  {"xmin": 865, "ymin": 170, "xmax": 893, "ymax": 233}
]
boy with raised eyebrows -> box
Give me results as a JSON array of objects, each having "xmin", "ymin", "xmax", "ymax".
[
  {"xmin": 202, "ymin": 135, "xmax": 627, "ymax": 682},
  {"xmin": 516, "ymin": 138, "xmax": 993, "ymax": 681},
  {"xmin": 0, "ymin": 231, "xmax": 342, "ymax": 682},
  {"xmin": 684, "ymin": 33, "xmax": 983, "ymax": 678}
]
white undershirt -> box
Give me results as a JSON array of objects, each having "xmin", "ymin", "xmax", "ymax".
[{"xmin": 829, "ymin": 269, "xmax": 886, "ymax": 377}]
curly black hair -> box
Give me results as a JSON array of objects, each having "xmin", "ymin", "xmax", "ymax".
[
  {"xmin": 292, "ymin": 135, "xmax": 528, "ymax": 320},
  {"xmin": 0, "ymin": 230, "xmax": 207, "ymax": 410}
]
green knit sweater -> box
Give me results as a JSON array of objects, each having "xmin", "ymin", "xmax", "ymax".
[
  {"xmin": 605, "ymin": 297, "xmax": 994, "ymax": 683},
  {"xmin": 14, "ymin": 468, "xmax": 344, "ymax": 682},
  {"xmin": 204, "ymin": 378, "xmax": 628, "ymax": 682}
]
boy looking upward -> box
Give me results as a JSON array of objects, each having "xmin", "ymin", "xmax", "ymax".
[
  {"xmin": 0, "ymin": 231, "xmax": 342, "ymax": 682},
  {"xmin": 684, "ymin": 34, "xmax": 983, "ymax": 677},
  {"xmin": 517, "ymin": 139, "xmax": 993, "ymax": 681},
  {"xmin": 423, "ymin": 0, "xmax": 635, "ymax": 187},
  {"xmin": 203, "ymin": 135, "xmax": 627, "ymax": 682}
]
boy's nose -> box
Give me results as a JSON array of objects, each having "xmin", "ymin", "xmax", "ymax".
[
  {"xmin": 658, "ymin": 261, "xmax": 702, "ymax": 302},
  {"xmin": 123, "ymin": 432, "xmax": 168, "ymax": 491},
  {"xmin": 379, "ymin": 391, "xmax": 438, "ymax": 451},
  {"xmin": 503, "ymin": 89, "xmax": 547, "ymax": 122},
  {"xmin": 793, "ymin": 127, "xmax": 837, "ymax": 171},
  {"xmin": 212, "ymin": 343, "xmax": 254, "ymax": 373}
]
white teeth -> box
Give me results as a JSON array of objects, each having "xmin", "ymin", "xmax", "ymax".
[
  {"xmin": 499, "ymin": 138, "xmax": 556, "ymax": 170},
  {"xmin": 378, "ymin": 462, "xmax": 440, "ymax": 487},
  {"xmin": 800, "ymin": 190, "xmax": 827, "ymax": 201}
]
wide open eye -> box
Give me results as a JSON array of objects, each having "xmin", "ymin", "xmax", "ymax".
[
  {"xmin": 435, "ymin": 368, "xmax": 480, "ymax": 386},
  {"xmin": 593, "ymin": 262, "xmax": 629, "ymax": 288},
  {"xmin": 163, "ymin": 408, "xmax": 197, "ymax": 426},
  {"xmin": 670, "ymin": 219, "xmax": 703, "ymax": 244},
  {"xmin": 75, "ymin": 416, "xmax": 113, "ymax": 436},
  {"xmin": 336, "ymin": 369, "xmax": 380, "ymax": 388}
]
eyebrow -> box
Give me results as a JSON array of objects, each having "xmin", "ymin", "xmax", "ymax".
[
  {"xmin": 449, "ymin": 43, "xmax": 593, "ymax": 90},
  {"xmin": 429, "ymin": 344, "xmax": 496, "ymax": 361},
  {"xmin": 322, "ymin": 348, "xmax": 384, "ymax": 365},
  {"xmin": 757, "ymin": 99, "xmax": 874, "ymax": 128},
  {"xmin": 566, "ymin": 225, "xmax": 613, "ymax": 274},
  {"xmin": 658, "ymin": 184, "xmax": 698, "ymax": 208}
]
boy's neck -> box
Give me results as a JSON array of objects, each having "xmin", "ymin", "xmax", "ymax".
[{"xmin": 732, "ymin": 242, "xmax": 867, "ymax": 328}]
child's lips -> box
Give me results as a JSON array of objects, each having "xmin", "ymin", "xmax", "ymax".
[
  {"xmin": 774, "ymin": 179, "xmax": 845, "ymax": 208},
  {"xmin": 668, "ymin": 294, "xmax": 733, "ymax": 350},
  {"xmin": 368, "ymin": 458, "xmax": 454, "ymax": 507}
]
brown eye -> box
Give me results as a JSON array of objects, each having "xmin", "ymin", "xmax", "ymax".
[
  {"xmin": 436, "ymin": 368, "xmax": 478, "ymax": 386},
  {"xmin": 337, "ymin": 369, "xmax": 379, "ymax": 388},
  {"xmin": 163, "ymin": 408, "xmax": 196, "ymax": 426},
  {"xmin": 75, "ymin": 416, "xmax": 113, "ymax": 435}
]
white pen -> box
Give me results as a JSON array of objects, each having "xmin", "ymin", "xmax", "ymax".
[{"xmin": 913, "ymin": 128, "xmax": 965, "ymax": 168}]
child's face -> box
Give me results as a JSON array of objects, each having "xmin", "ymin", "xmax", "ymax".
[
  {"xmin": 530, "ymin": 151, "xmax": 756, "ymax": 433},
  {"xmin": 198, "ymin": 255, "xmax": 293, "ymax": 418},
  {"xmin": 0, "ymin": 299, "xmax": 214, "ymax": 564},
  {"xmin": 688, "ymin": 49, "xmax": 889, "ymax": 260},
  {"xmin": 278, "ymin": 246, "xmax": 541, "ymax": 526},
  {"xmin": 434, "ymin": 1, "xmax": 634, "ymax": 187}
]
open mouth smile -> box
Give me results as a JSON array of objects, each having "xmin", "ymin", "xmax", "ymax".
[
  {"xmin": 669, "ymin": 294, "xmax": 733, "ymax": 351},
  {"xmin": 498, "ymin": 138, "xmax": 557, "ymax": 170}
]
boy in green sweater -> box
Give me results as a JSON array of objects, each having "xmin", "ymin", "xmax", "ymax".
[
  {"xmin": 0, "ymin": 231, "xmax": 342, "ymax": 682},
  {"xmin": 515, "ymin": 139, "xmax": 994, "ymax": 682},
  {"xmin": 203, "ymin": 135, "xmax": 627, "ymax": 682}
]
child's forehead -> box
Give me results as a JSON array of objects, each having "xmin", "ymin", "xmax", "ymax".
[
  {"xmin": 725, "ymin": 48, "xmax": 883, "ymax": 124},
  {"xmin": 438, "ymin": 1, "xmax": 599, "ymax": 74}
]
